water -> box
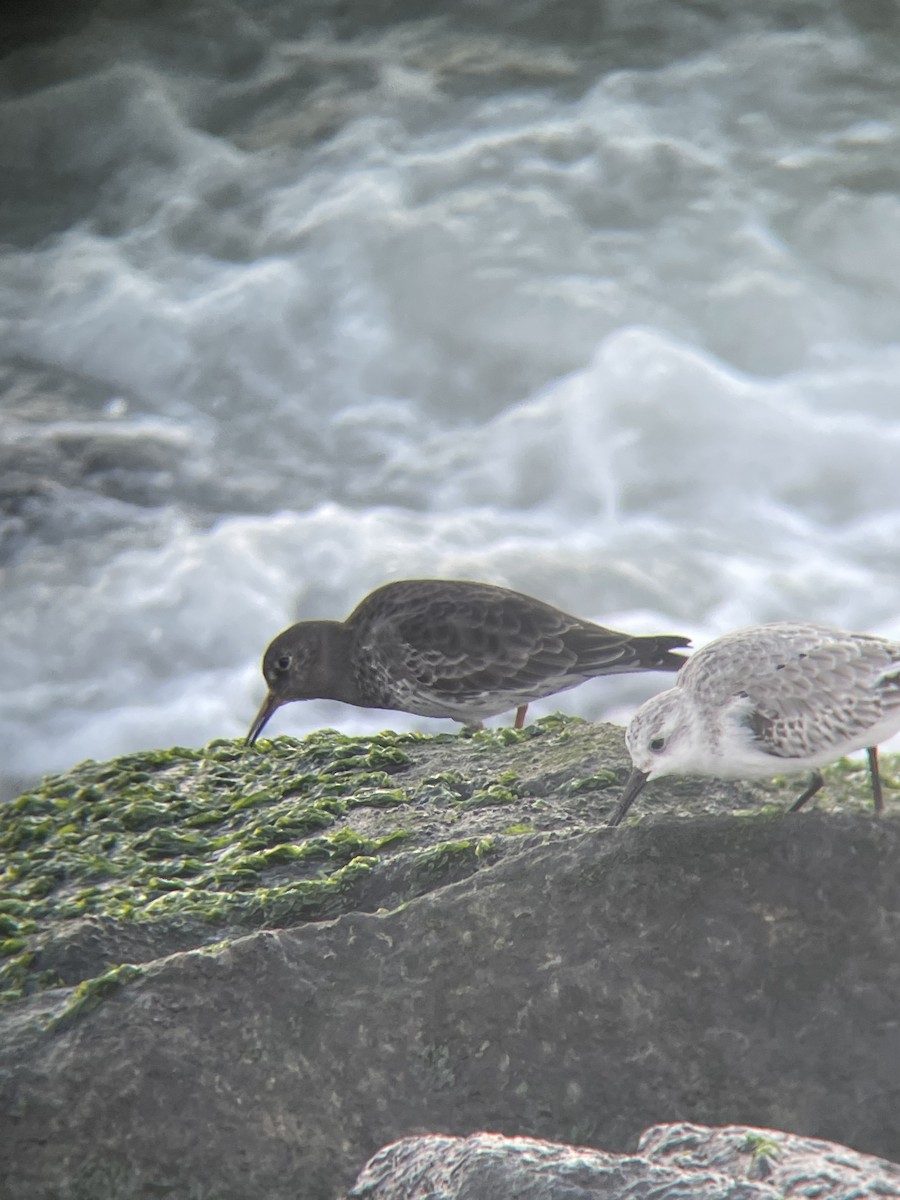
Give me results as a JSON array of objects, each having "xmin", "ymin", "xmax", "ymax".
[{"xmin": 2, "ymin": 0, "xmax": 900, "ymax": 799}]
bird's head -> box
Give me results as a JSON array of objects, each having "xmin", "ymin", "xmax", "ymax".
[
  {"xmin": 608, "ymin": 689, "xmax": 692, "ymax": 826},
  {"xmin": 624, "ymin": 688, "xmax": 694, "ymax": 779},
  {"xmin": 246, "ymin": 622, "xmax": 341, "ymax": 745}
]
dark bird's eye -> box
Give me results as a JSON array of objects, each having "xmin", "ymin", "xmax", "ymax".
[
  {"xmin": 275, "ymin": 654, "xmax": 291, "ymax": 671},
  {"xmin": 649, "ymin": 736, "xmax": 666, "ymax": 752}
]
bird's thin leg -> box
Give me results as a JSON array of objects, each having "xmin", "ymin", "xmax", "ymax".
[
  {"xmin": 788, "ymin": 769, "xmax": 825, "ymax": 812},
  {"xmin": 514, "ymin": 705, "xmax": 528, "ymax": 730},
  {"xmin": 867, "ymin": 746, "xmax": 885, "ymax": 814}
]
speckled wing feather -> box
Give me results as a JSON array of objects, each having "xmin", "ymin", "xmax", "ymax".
[
  {"xmin": 680, "ymin": 622, "xmax": 900, "ymax": 759},
  {"xmin": 347, "ymin": 580, "xmax": 687, "ymax": 718}
]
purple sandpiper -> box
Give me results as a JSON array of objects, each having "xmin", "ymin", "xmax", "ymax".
[{"xmin": 247, "ymin": 578, "xmax": 690, "ymax": 742}]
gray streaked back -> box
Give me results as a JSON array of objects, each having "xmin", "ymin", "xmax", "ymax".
[{"xmin": 680, "ymin": 622, "xmax": 900, "ymax": 758}]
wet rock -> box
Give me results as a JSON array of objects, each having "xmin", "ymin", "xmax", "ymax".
[
  {"xmin": 1, "ymin": 719, "xmax": 898, "ymax": 1199},
  {"xmin": 346, "ymin": 1123, "xmax": 900, "ymax": 1199}
]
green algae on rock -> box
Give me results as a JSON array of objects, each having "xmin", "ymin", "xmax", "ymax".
[
  {"xmin": 47, "ymin": 962, "xmax": 146, "ymax": 1031},
  {"xmin": 0, "ymin": 718, "xmax": 614, "ymax": 1004},
  {"xmin": 1, "ymin": 716, "xmax": 895, "ymax": 1009}
]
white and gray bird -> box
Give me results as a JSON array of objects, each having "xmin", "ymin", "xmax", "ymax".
[{"xmin": 608, "ymin": 621, "xmax": 900, "ymax": 826}]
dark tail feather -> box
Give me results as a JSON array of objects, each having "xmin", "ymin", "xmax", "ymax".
[
  {"xmin": 632, "ymin": 633, "xmax": 691, "ymax": 672},
  {"xmin": 565, "ymin": 628, "xmax": 691, "ymax": 676}
]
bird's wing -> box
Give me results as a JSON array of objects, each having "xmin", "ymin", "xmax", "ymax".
[
  {"xmin": 352, "ymin": 580, "xmax": 670, "ymax": 699},
  {"xmin": 682, "ymin": 623, "xmax": 900, "ymax": 758}
]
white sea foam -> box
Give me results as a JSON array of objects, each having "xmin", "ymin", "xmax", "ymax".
[{"xmin": 1, "ymin": 2, "xmax": 899, "ymax": 795}]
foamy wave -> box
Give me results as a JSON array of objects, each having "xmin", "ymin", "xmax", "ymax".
[{"xmin": 2, "ymin": 4, "xmax": 899, "ymax": 794}]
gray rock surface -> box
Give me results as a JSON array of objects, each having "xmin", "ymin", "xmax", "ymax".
[
  {"xmin": 2, "ymin": 718, "xmax": 776, "ymax": 1003},
  {"xmin": 2, "ymin": 752, "xmax": 900, "ymax": 1200},
  {"xmin": 346, "ymin": 1123, "xmax": 900, "ymax": 1199}
]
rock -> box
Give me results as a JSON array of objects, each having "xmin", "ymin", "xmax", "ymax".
[
  {"xmin": 9, "ymin": 716, "xmax": 786, "ymax": 1006},
  {"xmin": 1, "ymin": 718, "xmax": 899, "ymax": 1199},
  {"xmin": 346, "ymin": 1123, "xmax": 900, "ymax": 1199}
]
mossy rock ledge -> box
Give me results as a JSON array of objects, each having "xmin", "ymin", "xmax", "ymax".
[{"xmin": 1, "ymin": 715, "xmax": 898, "ymax": 1200}]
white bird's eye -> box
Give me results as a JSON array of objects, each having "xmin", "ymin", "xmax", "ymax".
[
  {"xmin": 649, "ymin": 736, "xmax": 666, "ymax": 752},
  {"xmin": 275, "ymin": 654, "xmax": 291, "ymax": 671}
]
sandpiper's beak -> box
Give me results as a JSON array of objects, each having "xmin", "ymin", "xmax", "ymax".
[
  {"xmin": 246, "ymin": 692, "xmax": 282, "ymax": 746},
  {"xmin": 607, "ymin": 768, "xmax": 649, "ymax": 827}
]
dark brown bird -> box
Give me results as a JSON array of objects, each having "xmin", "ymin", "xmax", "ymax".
[{"xmin": 247, "ymin": 578, "xmax": 690, "ymax": 743}]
